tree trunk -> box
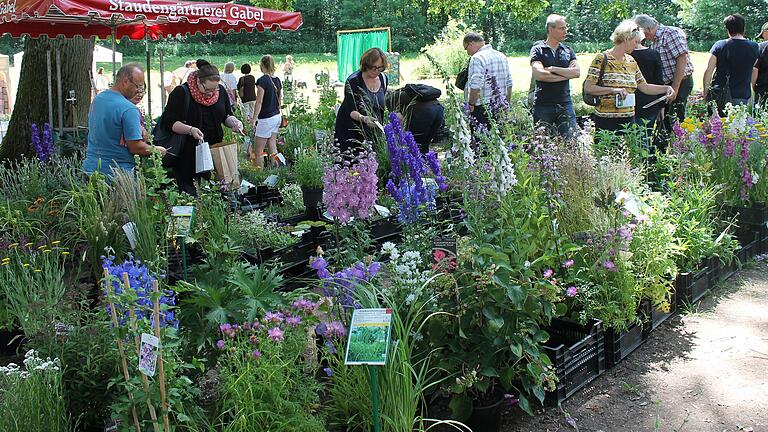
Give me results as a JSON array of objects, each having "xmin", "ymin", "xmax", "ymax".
[{"xmin": 0, "ymin": 36, "xmax": 94, "ymax": 160}]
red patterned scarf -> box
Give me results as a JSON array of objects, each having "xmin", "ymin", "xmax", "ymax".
[{"xmin": 187, "ymin": 71, "xmax": 220, "ymax": 107}]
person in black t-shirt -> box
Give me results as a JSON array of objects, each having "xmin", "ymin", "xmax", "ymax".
[
  {"xmin": 752, "ymin": 22, "xmax": 768, "ymax": 106},
  {"xmin": 250, "ymin": 55, "xmax": 283, "ymax": 168},
  {"xmin": 703, "ymin": 14, "xmax": 759, "ymax": 115},
  {"xmin": 630, "ymin": 39, "xmax": 664, "ymax": 140},
  {"xmin": 237, "ymin": 63, "xmax": 257, "ymax": 124},
  {"xmin": 530, "ymin": 14, "xmax": 580, "ymax": 137}
]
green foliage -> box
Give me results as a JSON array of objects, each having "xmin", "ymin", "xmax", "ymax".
[
  {"xmin": 216, "ymin": 310, "xmax": 326, "ymax": 431},
  {"xmin": 234, "ymin": 210, "xmax": 299, "ymax": 250},
  {"xmin": 676, "ymin": 0, "xmax": 768, "ymax": 40},
  {"xmin": 293, "ymin": 148, "xmax": 327, "ymax": 189}
]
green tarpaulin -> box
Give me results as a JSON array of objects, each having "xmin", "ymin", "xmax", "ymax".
[{"xmin": 336, "ymin": 30, "xmax": 389, "ymax": 82}]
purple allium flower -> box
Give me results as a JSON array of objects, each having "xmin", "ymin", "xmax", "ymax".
[
  {"xmin": 543, "ymin": 268, "xmax": 554, "ymax": 278},
  {"xmin": 602, "ymin": 260, "xmax": 617, "ymax": 272},
  {"xmin": 323, "ymin": 367, "xmax": 334, "ymax": 377},
  {"xmin": 216, "ymin": 340, "xmax": 226, "ymax": 350},
  {"xmin": 267, "ymin": 327, "xmax": 284, "ymax": 342},
  {"xmin": 252, "ymin": 350, "xmax": 261, "ymax": 359},
  {"xmin": 566, "ymin": 286, "xmax": 578, "ymax": 297},
  {"xmin": 562, "ymin": 259, "xmax": 574, "ymax": 269}
]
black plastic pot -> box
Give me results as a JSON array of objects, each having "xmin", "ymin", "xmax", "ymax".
[
  {"xmin": 301, "ymin": 186, "xmax": 323, "ymax": 220},
  {"xmin": 466, "ymin": 398, "xmax": 504, "ymax": 432}
]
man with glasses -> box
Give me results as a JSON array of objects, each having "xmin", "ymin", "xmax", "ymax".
[
  {"xmin": 530, "ymin": 14, "xmax": 580, "ymax": 136},
  {"xmin": 464, "ymin": 32, "xmax": 513, "ymax": 128},
  {"xmin": 83, "ymin": 63, "xmax": 165, "ymax": 176}
]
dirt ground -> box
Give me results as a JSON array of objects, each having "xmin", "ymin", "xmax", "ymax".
[{"xmin": 503, "ymin": 260, "xmax": 768, "ymax": 432}]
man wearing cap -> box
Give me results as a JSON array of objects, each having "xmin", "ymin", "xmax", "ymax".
[{"xmin": 753, "ymin": 22, "xmax": 768, "ymax": 106}]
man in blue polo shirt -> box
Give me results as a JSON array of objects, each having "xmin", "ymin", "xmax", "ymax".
[
  {"xmin": 82, "ymin": 63, "xmax": 165, "ymax": 176},
  {"xmin": 530, "ymin": 14, "xmax": 580, "ymax": 136}
]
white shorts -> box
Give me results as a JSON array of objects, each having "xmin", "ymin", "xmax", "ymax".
[{"xmin": 254, "ymin": 113, "xmax": 281, "ymax": 138}]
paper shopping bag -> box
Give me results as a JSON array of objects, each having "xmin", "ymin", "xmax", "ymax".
[
  {"xmin": 195, "ymin": 141, "xmax": 214, "ymax": 174},
  {"xmin": 211, "ymin": 142, "xmax": 240, "ymax": 189}
]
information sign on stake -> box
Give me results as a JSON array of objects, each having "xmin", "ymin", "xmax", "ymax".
[
  {"xmin": 138, "ymin": 333, "xmax": 160, "ymax": 377},
  {"xmin": 344, "ymin": 308, "xmax": 393, "ymax": 365}
]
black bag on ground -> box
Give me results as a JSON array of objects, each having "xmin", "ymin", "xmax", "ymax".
[
  {"xmin": 153, "ymin": 84, "xmax": 190, "ymax": 168},
  {"xmin": 404, "ymin": 84, "xmax": 442, "ymax": 101},
  {"xmin": 582, "ymin": 53, "xmax": 608, "ymax": 107}
]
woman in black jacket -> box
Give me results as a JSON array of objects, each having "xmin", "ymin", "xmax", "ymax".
[{"xmin": 161, "ymin": 59, "xmax": 243, "ymax": 195}]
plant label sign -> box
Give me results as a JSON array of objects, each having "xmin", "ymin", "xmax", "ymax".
[
  {"xmin": 169, "ymin": 205, "xmax": 195, "ymax": 238},
  {"xmin": 138, "ymin": 333, "xmax": 160, "ymax": 377},
  {"xmin": 432, "ymin": 235, "xmax": 458, "ymax": 273},
  {"xmin": 344, "ymin": 308, "xmax": 393, "ymax": 366}
]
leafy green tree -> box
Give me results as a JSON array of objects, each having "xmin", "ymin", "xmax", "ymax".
[{"xmin": 675, "ymin": 0, "xmax": 768, "ymax": 40}]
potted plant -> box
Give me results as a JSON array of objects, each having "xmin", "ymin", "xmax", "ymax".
[{"xmin": 293, "ymin": 148, "xmax": 326, "ymax": 218}]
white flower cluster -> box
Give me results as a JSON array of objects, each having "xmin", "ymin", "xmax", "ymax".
[
  {"xmin": 0, "ymin": 349, "xmax": 61, "ymax": 378},
  {"xmin": 489, "ymin": 137, "xmax": 517, "ymax": 197},
  {"xmin": 381, "ymin": 242, "xmax": 431, "ymax": 305},
  {"xmin": 448, "ymin": 101, "xmax": 476, "ymax": 166}
]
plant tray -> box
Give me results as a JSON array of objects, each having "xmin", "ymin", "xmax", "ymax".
[
  {"xmin": 736, "ymin": 240, "xmax": 760, "ymax": 265},
  {"xmin": 543, "ymin": 318, "xmax": 606, "ymax": 406},
  {"xmin": 676, "ymin": 265, "xmax": 709, "ymax": 306},
  {"xmin": 605, "ymin": 300, "xmax": 651, "ymax": 367},
  {"xmin": 650, "ymin": 290, "xmax": 676, "ymax": 331}
]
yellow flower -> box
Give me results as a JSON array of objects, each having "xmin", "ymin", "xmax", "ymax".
[
  {"xmin": 61, "ymin": 251, "xmax": 70, "ymax": 256},
  {"xmin": 43, "ymin": 249, "xmax": 52, "ymax": 253},
  {"xmin": 8, "ymin": 243, "xmax": 18, "ymax": 248},
  {"xmin": 37, "ymin": 245, "xmax": 46, "ymax": 250},
  {"xmin": 24, "ymin": 242, "xmax": 33, "ymax": 247},
  {"xmin": 34, "ymin": 269, "xmax": 42, "ymax": 273},
  {"xmin": 706, "ymin": 134, "xmax": 713, "ymax": 139},
  {"xmin": 22, "ymin": 263, "xmax": 30, "ymax": 267},
  {"xmin": 51, "ymin": 240, "xmax": 61, "ymax": 245}
]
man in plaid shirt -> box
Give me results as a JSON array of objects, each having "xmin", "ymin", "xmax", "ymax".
[
  {"xmin": 634, "ymin": 14, "xmax": 694, "ymax": 130},
  {"xmin": 464, "ymin": 32, "xmax": 513, "ymax": 128}
]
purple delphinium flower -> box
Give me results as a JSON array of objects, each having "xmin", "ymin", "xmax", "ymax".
[
  {"xmin": 267, "ymin": 327, "xmax": 284, "ymax": 342},
  {"xmin": 216, "ymin": 340, "xmax": 226, "ymax": 350},
  {"xmin": 323, "ymin": 147, "xmax": 378, "ymax": 223},
  {"xmin": 102, "ymin": 256, "xmax": 178, "ymax": 329},
  {"xmin": 385, "ymin": 112, "xmax": 447, "ymax": 223},
  {"xmin": 566, "ymin": 286, "xmax": 578, "ymax": 297}
]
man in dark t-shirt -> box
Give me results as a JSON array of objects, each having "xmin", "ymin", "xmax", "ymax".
[
  {"xmin": 752, "ymin": 22, "xmax": 768, "ymax": 106},
  {"xmin": 703, "ymin": 14, "xmax": 759, "ymax": 114},
  {"xmin": 530, "ymin": 14, "xmax": 580, "ymax": 137}
]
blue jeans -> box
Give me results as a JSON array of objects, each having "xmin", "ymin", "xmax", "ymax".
[{"xmin": 533, "ymin": 101, "xmax": 577, "ymax": 137}]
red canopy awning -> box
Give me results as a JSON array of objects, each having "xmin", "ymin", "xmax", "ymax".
[{"xmin": 0, "ymin": 0, "xmax": 303, "ymax": 39}]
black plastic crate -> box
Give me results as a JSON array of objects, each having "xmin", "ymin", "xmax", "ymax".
[
  {"xmin": 650, "ymin": 289, "xmax": 677, "ymax": 331},
  {"xmin": 736, "ymin": 240, "xmax": 759, "ymax": 265},
  {"xmin": 605, "ymin": 300, "xmax": 651, "ymax": 367},
  {"xmin": 676, "ymin": 265, "xmax": 709, "ymax": 306},
  {"xmin": 543, "ymin": 318, "xmax": 606, "ymax": 405},
  {"xmin": 726, "ymin": 204, "xmax": 768, "ymax": 247}
]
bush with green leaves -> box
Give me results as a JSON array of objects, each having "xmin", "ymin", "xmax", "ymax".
[
  {"xmin": 293, "ymin": 148, "xmax": 326, "ymax": 189},
  {"xmin": 234, "ymin": 210, "xmax": 298, "ymax": 251}
]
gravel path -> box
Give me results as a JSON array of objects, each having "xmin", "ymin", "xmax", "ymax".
[{"xmin": 503, "ymin": 261, "xmax": 768, "ymax": 432}]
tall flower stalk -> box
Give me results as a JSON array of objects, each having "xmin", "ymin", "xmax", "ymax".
[
  {"xmin": 384, "ymin": 112, "xmax": 447, "ymax": 224},
  {"xmin": 322, "ymin": 145, "xmax": 379, "ymax": 224},
  {"xmin": 31, "ymin": 123, "xmax": 55, "ymax": 162}
]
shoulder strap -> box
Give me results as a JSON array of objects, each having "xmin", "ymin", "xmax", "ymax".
[{"xmin": 597, "ymin": 53, "xmax": 608, "ymax": 86}]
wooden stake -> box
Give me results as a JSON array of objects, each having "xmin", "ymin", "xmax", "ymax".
[
  {"xmin": 104, "ymin": 269, "xmax": 142, "ymax": 432},
  {"xmin": 123, "ymin": 272, "xmax": 161, "ymax": 432},
  {"xmin": 153, "ymin": 280, "xmax": 171, "ymax": 432}
]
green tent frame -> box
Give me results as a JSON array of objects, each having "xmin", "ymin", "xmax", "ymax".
[{"xmin": 336, "ymin": 27, "xmax": 392, "ymax": 82}]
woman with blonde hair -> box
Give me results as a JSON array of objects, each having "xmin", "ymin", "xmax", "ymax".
[
  {"xmin": 250, "ymin": 55, "xmax": 283, "ymax": 168},
  {"xmin": 583, "ymin": 20, "xmax": 673, "ymax": 132},
  {"xmin": 221, "ymin": 62, "xmax": 238, "ymax": 104}
]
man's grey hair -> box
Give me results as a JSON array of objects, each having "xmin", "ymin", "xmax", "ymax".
[
  {"xmin": 115, "ymin": 63, "xmax": 144, "ymax": 82},
  {"xmin": 463, "ymin": 32, "xmax": 485, "ymax": 45},
  {"xmin": 546, "ymin": 14, "xmax": 566, "ymax": 29},
  {"xmin": 633, "ymin": 14, "xmax": 659, "ymax": 31}
]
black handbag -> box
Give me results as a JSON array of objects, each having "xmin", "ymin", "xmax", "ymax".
[
  {"xmin": 455, "ymin": 61, "xmax": 470, "ymax": 90},
  {"xmin": 582, "ymin": 53, "xmax": 608, "ymax": 106},
  {"xmin": 153, "ymin": 84, "xmax": 190, "ymax": 168}
]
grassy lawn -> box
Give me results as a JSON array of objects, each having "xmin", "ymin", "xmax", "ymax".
[{"xmin": 118, "ymin": 51, "xmax": 711, "ymax": 118}]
